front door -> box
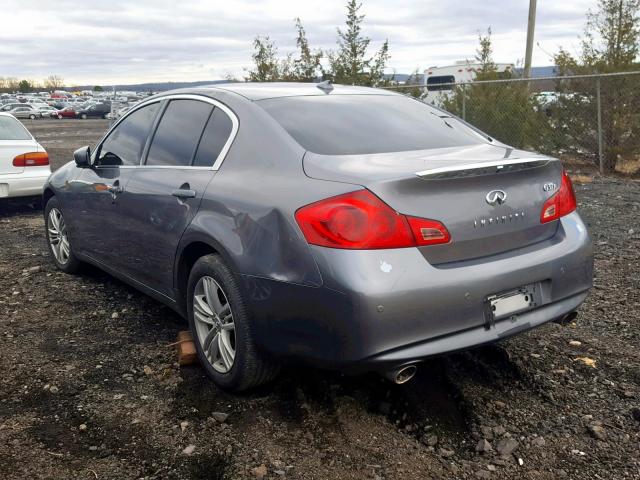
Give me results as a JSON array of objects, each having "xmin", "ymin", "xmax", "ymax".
[{"xmin": 70, "ymin": 101, "xmax": 162, "ymax": 271}]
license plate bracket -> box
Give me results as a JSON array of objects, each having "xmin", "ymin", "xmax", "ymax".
[{"xmin": 484, "ymin": 284, "xmax": 538, "ymax": 328}]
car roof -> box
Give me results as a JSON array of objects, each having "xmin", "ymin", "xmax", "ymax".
[{"xmin": 196, "ymin": 82, "xmax": 399, "ymax": 101}]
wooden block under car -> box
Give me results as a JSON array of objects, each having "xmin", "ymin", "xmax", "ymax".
[{"xmin": 176, "ymin": 330, "xmax": 198, "ymax": 366}]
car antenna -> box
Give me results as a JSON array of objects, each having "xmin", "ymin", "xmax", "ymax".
[{"xmin": 316, "ymin": 80, "xmax": 334, "ymax": 94}]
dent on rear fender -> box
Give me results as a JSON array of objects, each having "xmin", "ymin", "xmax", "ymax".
[{"xmin": 189, "ymin": 201, "xmax": 323, "ymax": 287}]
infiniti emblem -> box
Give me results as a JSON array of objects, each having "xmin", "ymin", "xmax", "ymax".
[{"xmin": 485, "ymin": 190, "xmax": 507, "ymax": 206}]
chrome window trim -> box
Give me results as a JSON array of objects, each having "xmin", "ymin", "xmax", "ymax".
[
  {"xmin": 91, "ymin": 93, "xmax": 239, "ymax": 171},
  {"xmin": 415, "ymin": 158, "xmax": 551, "ymax": 179}
]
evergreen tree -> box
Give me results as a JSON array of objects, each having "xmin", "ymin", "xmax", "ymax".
[
  {"xmin": 554, "ymin": 0, "xmax": 640, "ymax": 171},
  {"xmin": 327, "ymin": 0, "xmax": 390, "ymax": 86}
]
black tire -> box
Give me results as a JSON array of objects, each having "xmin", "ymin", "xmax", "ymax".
[
  {"xmin": 29, "ymin": 114, "xmax": 36, "ymax": 120},
  {"xmin": 187, "ymin": 254, "xmax": 279, "ymax": 391},
  {"xmin": 44, "ymin": 196, "xmax": 82, "ymax": 274},
  {"xmin": 80, "ymin": 113, "xmax": 87, "ymax": 120}
]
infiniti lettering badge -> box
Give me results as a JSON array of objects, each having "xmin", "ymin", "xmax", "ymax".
[{"xmin": 485, "ymin": 189, "xmax": 507, "ymax": 206}]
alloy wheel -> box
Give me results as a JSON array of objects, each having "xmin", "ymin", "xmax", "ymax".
[
  {"xmin": 48, "ymin": 208, "xmax": 70, "ymax": 264},
  {"xmin": 193, "ymin": 276, "xmax": 236, "ymax": 373}
]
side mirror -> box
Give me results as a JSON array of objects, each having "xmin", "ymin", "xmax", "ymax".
[{"xmin": 73, "ymin": 146, "xmax": 91, "ymax": 168}]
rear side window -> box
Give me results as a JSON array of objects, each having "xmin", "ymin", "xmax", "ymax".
[
  {"xmin": 98, "ymin": 102, "xmax": 160, "ymax": 166},
  {"xmin": 427, "ymin": 75, "xmax": 456, "ymax": 91},
  {"xmin": 259, "ymin": 95, "xmax": 482, "ymax": 156},
  {"xmin": 193, "ymin": 107, "xmax": 234, "ymax": 167},
  {"xmin": 146, "ymin": 99, "xmax": 213, "ymax": 167},
  {"xmin": 0, "ymin": 116, "xmax": 31, "ymax": 140}
]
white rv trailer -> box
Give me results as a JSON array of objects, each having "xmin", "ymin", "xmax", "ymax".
[{"xmin": 423, "ymin": 60, "xmax": 514, "ymax": 105}]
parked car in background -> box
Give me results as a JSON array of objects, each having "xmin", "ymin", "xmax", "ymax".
[
  {"xmin": 9, "ymin": 106, "xmax": 41, "ymax": 120},
  {"xmin": 76, "ymin": 103, "xmax": 111, "ymax": 119},
  {"xmin": 0, "ymin": 103, "xmax": 27, "ymax": 112},
  {"xmin": 55, "ymin": 107, "xmax": 76, "ymax": 119},
  {"xmin": 37, "ymin": 105, "xmax": 58, "ymax": 117},
  {"xmin": 42, "ymin": 83, "xmax": 593, "ymax": 391},
  {"xmin": 0, "ymin": 113, "xmax": 50, "ymax": 198}
]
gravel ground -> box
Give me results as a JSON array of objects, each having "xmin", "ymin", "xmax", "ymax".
[{"xmin": 0, "ymin": 120, "xmax": 639, "ymax": 479}]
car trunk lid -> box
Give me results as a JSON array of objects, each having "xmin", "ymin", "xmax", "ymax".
[{"xmin": 303, "ymin": 143, "xmax": 562, "ymax": 264}]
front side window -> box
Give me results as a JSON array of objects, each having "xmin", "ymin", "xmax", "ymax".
[
  {"xmin": 97, "ymin": 102, "xmax": 160, "ymax": 166},
  {"xmin": 193, "ymin": 107, "xmax": 234, "ymax": 167},
  {"xmin": 146, "ymin": 99, "xmax": 213, "ymax": 167},
  {"xmin": 427, "ymin": 75, "xmax": 456, "ymax": 92},
  {"xmin": 0, "ymin": 116, "xmax": 31, "ymax": 140}
]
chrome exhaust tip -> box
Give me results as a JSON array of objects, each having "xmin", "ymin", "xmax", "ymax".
[
  {"xmin": 384, "ymin": 365, "xmax": 417, "ymax": 384},
  {"xmin": 554, "ymin": 311, "xmax": 578, "ymax": 326}
]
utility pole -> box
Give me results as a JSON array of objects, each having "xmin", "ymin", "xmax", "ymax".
[{"xmin": 524, "ymin": 0, "xmax": 537, "ymax": 78}]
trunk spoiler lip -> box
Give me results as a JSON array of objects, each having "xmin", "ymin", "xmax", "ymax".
[{"xmin": 415, "ymin": 157, "xmax": 554, "ymax": 180}]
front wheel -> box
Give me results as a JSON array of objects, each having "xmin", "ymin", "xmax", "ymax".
[
  {"xmin": 44, "ymin": 197, "xmax": 82, "ymax": 273},
  {"xmin": 80, "ymin": 113, "xmax": 87, "ymax": 119},
  {"xmin": 29, "ymin": 114, "xmax": 36, "ymax": 119},
  {"xmin": 187, "ymin": 254, "xmax": 279, "ymax": 391},
  {"xmin": 57, "ymin": 114, "xmax": 63, "ymax": 119}
]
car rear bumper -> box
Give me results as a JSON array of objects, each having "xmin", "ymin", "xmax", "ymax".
[
  {"xmin": 0, "ymin": 169, "xmax": 50, "ymax": 198},
  {"xmin": 244, "ymin": 211, "xmax": 593, "ymax": 371}
]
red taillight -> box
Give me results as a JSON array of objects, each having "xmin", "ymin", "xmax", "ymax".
[
  {"xmin": 295, "ymin": 189, "xmax": 450, "ymax": 249},
  {"xmin": 13, "ymin": 152, "xmax": 49, "ymax": 167},
  {"xmin": 406, "ymin": 216, "xmax": 451, "ymax": 245},
  {"xmin": 540, "ymin": 170, "xmax": 577, "ymax": 223}
]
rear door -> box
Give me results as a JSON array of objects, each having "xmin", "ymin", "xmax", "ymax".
[{"xmin": 116, "ymin": 97, "xmax": 235, "ymax": 298}]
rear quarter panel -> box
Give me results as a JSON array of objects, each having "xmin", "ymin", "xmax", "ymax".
[{"xmin": 176, "ymin": 89, "xmax": 359, "ymax": 288}]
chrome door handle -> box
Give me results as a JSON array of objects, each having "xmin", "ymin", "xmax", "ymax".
[{"xmin": 171, "ymin": 189, "xmax": 196, "ymax": 199}]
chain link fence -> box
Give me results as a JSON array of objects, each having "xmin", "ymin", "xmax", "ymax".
[{"xmin": 386, "ymin": 72, "xmax": 640, "ymax": 175}]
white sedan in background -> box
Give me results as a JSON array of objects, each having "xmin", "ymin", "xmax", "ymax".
[{"xmin": 0, "ymin": 113, "xmax": 50, "ymax": 198}]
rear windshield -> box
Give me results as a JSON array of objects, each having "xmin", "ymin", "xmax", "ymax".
[
  {"xmin": 0, "ymin": 116, "xmax": 31, "ymax": 140},
  {"xmin": 258, "ymin": 94, "xmax": 483, "ymax": 155}
]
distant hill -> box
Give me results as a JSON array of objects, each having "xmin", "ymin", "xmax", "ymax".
[
  {"xmin": 72, "ymin": 67, "xmax": 558, "ymax": 92},
  {"xmin": 514, "ymin": 66, "xmax": 558, "ymax": 78},
  {"xmin": 72, "ymin": 79, "xmax": 231, "ymax": 92}
]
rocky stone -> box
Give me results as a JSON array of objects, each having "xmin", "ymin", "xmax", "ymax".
[
  {"xmin": 182, "ymin": 445, "xmax": 196, "ymax": 455},
  {"xmin": 495, "ymin": 438, "xmax": 519, "ymax": 456},
  {"xmin": 438, "ymin": 448, "xmax": 455, "ymax": 458},
  {"xmin": 211, "ymin": 412, "xmax": 229, "ymax": 423},
  {"xmin": 252, "ymin": 464, "xmax": 268, "ymax": 479},
  {"xmin": 476, "ymin": 439, "xmax": 493, "ymax": 453},
  {"xmin": 569, "ymin": 340, "xmax": 582, "ymax": 346},
  {"xmin": 589, "ymin": 425, "xmax": 606, "ymax": 440}
]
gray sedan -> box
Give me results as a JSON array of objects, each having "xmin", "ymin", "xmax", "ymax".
[
  {"xmin": 42, "ymin": 83, "xmax": 593, "ymax": 391},
  {"xmin": 8, "ymin": 106, "xmax": 41, "ymax": 119}
]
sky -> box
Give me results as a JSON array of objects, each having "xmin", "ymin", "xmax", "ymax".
[{"xmin": 0, "ymin": 0, "xmax": 595, "ymax": 86}]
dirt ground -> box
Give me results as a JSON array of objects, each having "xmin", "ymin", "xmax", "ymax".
[{"xmin": 1, "ymin": 119, "xmax": 639, "ymax": 480}]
